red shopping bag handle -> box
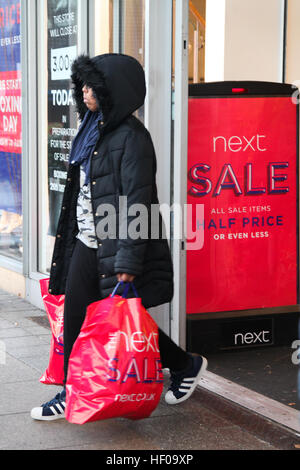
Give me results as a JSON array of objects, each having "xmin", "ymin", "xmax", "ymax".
[{"xmin": 111, "ymin": 281, "xmax": 139, "ymax": 298}]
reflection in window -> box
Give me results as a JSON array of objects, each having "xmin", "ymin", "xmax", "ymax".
[
  {"xmin": 172, "ymin": 0, "xmax": 206, "ymax": 86},
  {"xmin": 120, "ymin": 0, "xmax": 145, "ymax": 122},
  {"xmin": 94, "ymin": 0, "xmax": 145, "ymax": 65},
  {"xmin": 120, "ymin": 0, "xmax": 145, "ymax": 67},
  {"xmin": 94, "ymin": 0, "xmax": 145, "ymax": 120},
  {"xmin": 94, "ymin": 0, "xmax": 114, "ymax": 55},
  {"xmin": 188, "ymin": 0, "xmax": 206, "ymax": 83}
]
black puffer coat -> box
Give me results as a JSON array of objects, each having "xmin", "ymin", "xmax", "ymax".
[{"xmin": 48, "ymin": 53, "xmax": 174, "ymax": 309}]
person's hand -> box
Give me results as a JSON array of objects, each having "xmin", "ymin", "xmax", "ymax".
[{"xmin": 117, "ymin": 273, "xmax": 136, "ymax": 283}]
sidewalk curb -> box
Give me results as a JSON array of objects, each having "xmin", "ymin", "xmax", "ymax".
[{"xmin": 196, "ymin": 372, "xmax": 300, "ymax": 450}]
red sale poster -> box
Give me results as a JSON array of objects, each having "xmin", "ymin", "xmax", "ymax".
[
  {"xmin": 0, "ymin": 69, "xmax": 21, "ymax": 154},
  {"xmin": 187, "ymin": 88, "xmax": 298, "ymax": 314}
]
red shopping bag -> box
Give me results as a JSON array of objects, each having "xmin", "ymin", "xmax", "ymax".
[
  {"xmin": 39, "ymin": 278, "xmax": 65, "ymax": 386},
  {"xmin": 65, "ymin": 282, "xmax": 164, "ymax": 424}
]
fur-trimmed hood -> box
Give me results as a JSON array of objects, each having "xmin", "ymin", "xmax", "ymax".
[{"xmin": 71, "ymin": 53, "xmax": 146, "ymax": 131}]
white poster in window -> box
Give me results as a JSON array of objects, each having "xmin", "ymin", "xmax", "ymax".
[{"xmin": 51, "ymin": 45, "xmax": 77, "ymax": 81}]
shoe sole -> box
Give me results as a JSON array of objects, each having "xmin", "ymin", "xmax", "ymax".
[
  {"xmin": 31, "ymin": 410, "xmax": 65, "ymax": 421},
  {"xmin": 165, "ymin": 356, "xmax": 208, "ymax": 405}
]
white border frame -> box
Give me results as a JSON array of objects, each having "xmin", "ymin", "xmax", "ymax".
[
  {"xmin": 171, "ymin": 0, "xmax": 189, "ymax": 348},
  {"xmin": 22, "ymin": 0, "xmax": 39, "ymax": 304},
  {"xmin": 144, "ymin": 0, "xmax": 173, "ymax": 335}
]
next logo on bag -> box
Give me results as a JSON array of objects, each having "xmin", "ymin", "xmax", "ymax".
[
  {"xmin": 107, "ymin": 330, "xmax": 160, "ymax": 353},
  {"xmin": 114, "ymin": 392, "xmax": 157, "ymax": 402}
]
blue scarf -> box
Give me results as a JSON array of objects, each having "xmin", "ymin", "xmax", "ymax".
[{"xmin": 69, "ymin": 110, "xmax": 103, "ymax": 185}]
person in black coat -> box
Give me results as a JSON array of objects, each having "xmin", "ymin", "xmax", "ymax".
[{"xmin": 31, "ymin": 53, "xmax": 207, "ymax": 421}]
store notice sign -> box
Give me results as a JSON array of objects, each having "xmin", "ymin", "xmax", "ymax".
[
  {"xmin": 47, "ymin": 0, "xmax": 78, "ymax": 236},
  {"xmin": 50, "ymin": 45, "xmax": 77, "ymax": 81},
  {"xmin": 187, "ymin": 95, "xmax": 298, "ymax": 314},
  {"xmin": 220, "ymin": 318, "xmax": 274, "ymax": 350}
]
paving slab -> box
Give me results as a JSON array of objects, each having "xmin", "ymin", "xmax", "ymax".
[
  {"xmin": 0, "ymin": 354, "xmax": 41, "ymax": 384},
  {"xmin": 0, "ymin": 319, "xmax": 17, "ymax": 329},
  {"xmin": 17, "ymin": 354, "xmax": 50, "ymax": 374},
  {"xmin": 12, "ymin": 317, "xmax": 50, "ymax": 331},
  {"xmin": 0, "ymin": 327, "xmax": 32, "ymax": 339},
  {"xmin": 0, "ymin": 309, "xmax": 45, "ymax": 321},
  {"xmin": 5, "ymin": 343, "xmax": 51, "ymax": 360}
]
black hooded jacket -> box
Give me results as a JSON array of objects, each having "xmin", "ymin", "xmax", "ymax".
[{"xmin": 48, "ymin": 53, "xmax": 174, "ymax": 309}]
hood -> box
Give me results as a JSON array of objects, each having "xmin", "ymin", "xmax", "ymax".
[{"xmin": 71, "ymin": 53, "xmax": 146, "ymax": 131}]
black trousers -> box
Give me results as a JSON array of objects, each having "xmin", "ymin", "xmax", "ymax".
[{"xmin": 63, "ymin": 238, "xmax": 190, "ymax": 384}]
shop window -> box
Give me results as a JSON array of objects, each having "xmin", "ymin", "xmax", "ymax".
[
  {"xmin": 119, "ymin": 0, "xmax": 145, "ymax": 121},
  {"xmin": 0, "ymin": 0, "xmax": 22, "ymax": 261},
  {"xmin": 94, "ymin": 0, "xmax": 145, "ymax": 121},
  {"xmin": 94, "ymin": 0, "xmax": 144, "ymax": 65},
  {"xmin": 172, "ymin": 0, "xmax": 206, "ymax": 86},
  {"xmin": 38, "ymin": 0, "xmax": 79, "ymax": 274},
  {"xmin": 119, "ymin": 0, "xmax": 145, "ymax": 67},
  {"xmin": 94, "ymin": 0, "xmax": 114, "ymax": 55}
]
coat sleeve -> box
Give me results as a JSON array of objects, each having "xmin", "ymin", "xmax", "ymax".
[{"xmin": 114, "ymin": 128, "xmax": 155, "ymax": 276}]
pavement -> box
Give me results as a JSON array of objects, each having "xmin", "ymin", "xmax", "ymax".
[{"xmin": 1, "ymin": 287, "xmax": 300, "ymax": 451}]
